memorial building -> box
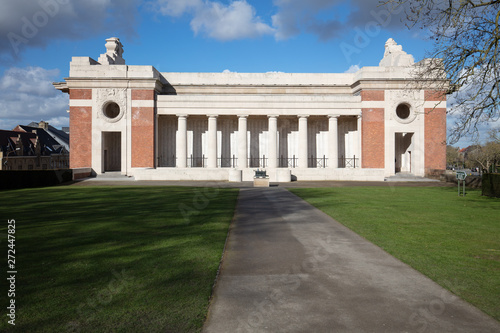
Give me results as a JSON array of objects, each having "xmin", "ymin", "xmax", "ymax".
[{"xmin": 54, "ymin": 37, "xmax": 446, "ymax": 181}]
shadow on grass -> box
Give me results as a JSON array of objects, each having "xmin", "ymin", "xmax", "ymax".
[{"xmin": 0, "ymin": 186, "xmax": 238, "ymax": 333}]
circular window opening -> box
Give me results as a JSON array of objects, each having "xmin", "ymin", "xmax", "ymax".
[
  {"xmin": 104, "ymin": 102, "xmax": 120, "ymax": 119},
  {"xmin": 396, "ymin": 104, "xmax": 411, "ymax": 120}
]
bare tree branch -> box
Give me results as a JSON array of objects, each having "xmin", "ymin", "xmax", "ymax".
[{"xmin": 382, "ymin": 0, "xmax": 500, "ymax": 144}]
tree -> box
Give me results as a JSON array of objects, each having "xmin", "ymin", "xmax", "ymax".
[
  {"xmin": 467, "ymin": 141, "xmax": 500, "ymax": 171},
  {"xmin": 446, "ymin": 145, "xmax": 461, "ymax": 167},
  {"xmin": 382, "ymin": 0, "xmax": 500, "ymax": 144},
  {"xmin": 462, "ymin": 130, "xmax": 500, "ymax": 171}
]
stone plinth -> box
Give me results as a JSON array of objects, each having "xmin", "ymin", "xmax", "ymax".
[
  {"xmin": 229, "ymin": 169, "xmax": 242, "ymax": 182},
  {"xmin": 253, "ymin": 177, "xmax": 270, "ymax": 187}
]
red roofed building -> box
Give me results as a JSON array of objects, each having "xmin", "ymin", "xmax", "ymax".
[{"xmin": 0, "ymin": 121, "xmax": 69, "ymax": 171}]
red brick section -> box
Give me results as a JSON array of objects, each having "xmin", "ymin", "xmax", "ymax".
[
  {"xmin": 131, "ymin": 90, "xmax": 156, "ymax": 168},
  {"xmin": 69, "ymin": 106, "xmax": 92, "ymax": 168},
  {"xmin": 361, "ymin": 108, "xmax": 385, "ymax": 168},
  {"xmin": 425, "ymin": 107, "xmax": 446, "ymax": 174},
  {"xmin": 132, "ymin": 107, "xmax": 155, "ymax": 167},
  {"xmin": 69, "ymin": 89, "xmax": 92, "ymax": 100},
  {"xmin": 361, "ymin": 90, "xmax": 385, "ymax": 101},
  {"xmin": 73, "ymin": 172, "xmax": 91, "ymax": 180},
  {"xmin": 425, "ymin": 90, "xmax": 446, "ymax": 102},
  {"xmin": 360, "ymin": 90, "xmax": 385, "ymax": 168},
  {"xmin": 132, "ymin": 90, "xmax": 155, "ymax": 101}
]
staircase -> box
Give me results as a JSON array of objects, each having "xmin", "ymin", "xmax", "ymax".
[{"xmin": 384, "ymin": 172, "xmax": 439, "ymax": 182}]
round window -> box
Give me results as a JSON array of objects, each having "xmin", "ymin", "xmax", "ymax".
[
  {"xmin": 396, "ymin": 104, "xmax": 411, "ymax": 120},
  {"xmin": 104, "ymin": 102, "xmax": 120, "ymax": 119}
]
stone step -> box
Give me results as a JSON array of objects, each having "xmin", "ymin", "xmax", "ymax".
[
  {"xmin": 94, "ymin": 172, "xmax": 135, "ymax": 181},
  {"xmin": 385, "ymin": 173, "xmax": 439, "ymax": 182}
]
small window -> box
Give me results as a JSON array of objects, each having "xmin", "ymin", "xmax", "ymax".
[
  {"xmin": 396, "ymin": 104, "xmax": 411, "ymax": 120},
  {"xmin": 104, "ymin": 102, "xmax": 120, "ymax": 119}
]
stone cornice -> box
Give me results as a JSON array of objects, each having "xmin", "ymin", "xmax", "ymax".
[{"xmin": 59, "ymin": 77, "xmax": 164, "ymax": 92}]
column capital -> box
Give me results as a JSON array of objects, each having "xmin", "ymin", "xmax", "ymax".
[
  {"xmin": 176, "ymin": 114, "xmax": 188, "ymax": 119},
  {"xmin": 297, "ymin": 115, "xmax": 309, "ymax": 119},
  {"xmin": 268, "ymin": 114, "xmax": 279, "ymax": 118},
  {"xmin": 328, "ymin": 114, "xmax": 340, "ymax": 119},
  {"xmin": 238, "ymin": 115, "xmax": 249, "ymax": 119},
  {"xmin": 208, "ymin": 115, "xmax": 219, "ymax": 119}
]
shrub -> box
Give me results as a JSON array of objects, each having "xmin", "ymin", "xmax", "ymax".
[
  {"xmin": 482, "ymin": 173, "xmax": 500, "ymax": 198},
  {"xmin": 0, "ymin": 169, "xmax": 72, "ymax": 190}
]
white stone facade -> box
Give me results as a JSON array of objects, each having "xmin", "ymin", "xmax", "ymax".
[{"xmin": 54, "ymin": 37, "xmax": 447, "ymax": 182}]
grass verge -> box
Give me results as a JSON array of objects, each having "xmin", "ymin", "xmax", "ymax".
[
  {"xmin": 0, "ymin": 186, "xmax": 239, "ymax": 332},
  {"xmin": 289, "ymin": 186, "xmax": 500, "ymax": 321}
]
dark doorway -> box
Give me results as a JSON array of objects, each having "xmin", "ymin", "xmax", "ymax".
[{"xmin": 102, "ymin": 132, "xmax": 121, "ymax": 172}]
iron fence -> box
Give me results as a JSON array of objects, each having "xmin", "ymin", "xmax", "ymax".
[
  {"xmin": 218, "ymin": 155, "xmax": 238, "ymax": 168},
  {"xmin": 279, "ymin": 155, "xmax": 298, "ymax": 168},
  {"xmin": 188, "ymin": 155, "xmax": 207, "ymax": 168},
  {"xmin": 308, "ymin": 155, "xmax": 328, "ymax": 168},
  {"xmin": 248, "ymin": 156, "xmax": 268, "ymax": 168},
  {"xmin": 339, "ymin": 155, "xmax": 359, "ymax": 168}
]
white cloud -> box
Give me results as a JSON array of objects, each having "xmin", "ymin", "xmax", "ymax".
[
  {"xmin": 344, "ymin": 64, "xmax": 360, "ymax": 73},
  {"xmin": 0, "ymin": 66, "xmax": 68, "ymax": 130},
  {"xmin": 0, "ymin": 0, "xmax": 138, "ymax": 62},
  {"xmin": 155, "ymin": 0, "xmax": 274, "ymax": 41},
  {"xmin": 271, "ymin": 0, "xmax": 407, "ymax": 41},
  {"xmin": 154, "ymin": 0, "xmax": 202, "ymax": 16}
]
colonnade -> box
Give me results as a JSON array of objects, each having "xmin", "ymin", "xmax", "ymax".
[{"xmin": 173, "ymin": 114, "xmax": 361, "ymax": 169}]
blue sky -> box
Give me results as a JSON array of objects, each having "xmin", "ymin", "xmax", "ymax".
[{"xmin": 0, "ymin": 0, "xmax": 493, "ymax": 147}]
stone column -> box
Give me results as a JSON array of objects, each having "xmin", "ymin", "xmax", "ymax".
[
  {"xmin": 298, "ymin": 116, "xmax": 308, "ymax": 168},
  {"xmin": 268, "ymin": 115, "xmax": 278, "ymax": 168},
  {"xmin": 177, "ymin": 115, "xmax": 188, "ymax": 168},
  {"xmin": 357, "ymin": 115, "xmax": 362, "ymax": 167},
  {"xmin": 238, "ymin": 115, "xmax": 248, "ymax": 169},
  {"xmin": 208, "ymin": 115, "xmax": 218, "ymax": 168},
  {"xmin": 328, "ymin": 115, "xmax": 339, "ymax": 168}
]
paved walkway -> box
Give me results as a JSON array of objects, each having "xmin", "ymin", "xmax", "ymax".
[{"xmin": 203, "ymin": 188, "xmax": 499, "ymax": 333}]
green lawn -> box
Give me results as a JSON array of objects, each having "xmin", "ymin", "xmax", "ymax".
[
  {"xmin": 290, "ymin": 186, "xmax": 500, "ymax": 321},
  {"xmin": 0, "ymin": 186, "xmax": 239, "ymax": 333}
]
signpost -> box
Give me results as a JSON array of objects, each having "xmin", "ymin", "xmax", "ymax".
[{"xmin": 456, "ymin": 171, "xmax": 467, "ymax": 196}]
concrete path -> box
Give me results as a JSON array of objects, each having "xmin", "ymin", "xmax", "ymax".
[{"xmin": 203, "ymin": 188, "xmax": 500, "ymax": 333}]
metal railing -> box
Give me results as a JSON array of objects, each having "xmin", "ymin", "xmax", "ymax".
[
  {"xmin": 158, "ymin": 154, "xmax": 359, "ymax": 169},
  {"xmin": 248, "ymin": 156, "xmax": 268, "ymax": 168},
  {"xmin": 158, "ymin": 155, "xmax": 176, "ymax": 167},
  {"xmin": 339, "ymin": 155, "xmax": 359, "ymax": 168},
  {"xmin": 279, "ymin": 155, "xmax": 298, "ymax": 168},
  {"xmin": 308, "ymin": 155, "xmax": 328, "ymax": 168},
  {"xmin": 218, "ymin": 155, "xmax": 238, "ymax": 168},
  {"xmin": 188, "ymin": 155, "xmax": 207, "ymax": 168}
]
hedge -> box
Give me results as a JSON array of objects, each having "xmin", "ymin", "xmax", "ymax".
[
  {"xmin": 0, "ymin": 169, "xmax": 73, "ymax": 190},
  {"xmin": 482, "ymin": 173, "xmax": 500, "ymax": 198}
]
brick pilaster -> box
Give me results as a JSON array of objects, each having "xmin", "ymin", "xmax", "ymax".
[
  {"xmin": 131, "ymin": 90, "xmax": 156, "ymax": 168},
  {"xmin": 69, "ymin": 89, "xmax": 92, "ymax": 168}
]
